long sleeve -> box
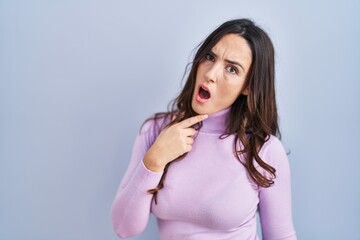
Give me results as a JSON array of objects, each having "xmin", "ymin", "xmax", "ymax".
[
  {"xmin": 111, "ymin": 119, "xmax": 163, "ymax": 238},
  {"xmin": 258, "ymin": 137, "xmax": 297, "ymax": 240}
]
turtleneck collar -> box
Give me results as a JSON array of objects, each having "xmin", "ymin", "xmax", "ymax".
[{"xmin": 199, "ymin": 107, "xmax": 230, "ymax": 134}]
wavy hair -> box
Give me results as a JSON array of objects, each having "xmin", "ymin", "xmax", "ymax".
[{"xmin": 144, "ymin": 19, "xmax": 280, "ymax": 204}]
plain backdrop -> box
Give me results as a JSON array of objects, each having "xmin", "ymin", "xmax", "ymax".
[{"xmin": 1, "ymin": 0, "xmax": 359, "ymax": 239}]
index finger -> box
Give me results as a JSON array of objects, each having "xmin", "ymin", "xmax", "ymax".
[{"xmin": 179, "ymin": 114, "xmax": 208, "ymax": 128}]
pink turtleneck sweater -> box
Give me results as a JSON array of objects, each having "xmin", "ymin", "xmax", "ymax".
[{"xmin": 111, "ymin": 108, "xmax": 296, "ymax": 239}]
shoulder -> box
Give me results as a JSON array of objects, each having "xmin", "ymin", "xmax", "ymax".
[
  {"xmin": 140, "ymin": 113, "xmax": 170, "ymax": 133},
  {"xmin": 260, "ymin": 135, "xmax": 286, "ymax": 155},
  {"xmin": 258, "ymin": 135, "xmax": 288, "ymax": 168},
  {"xmin": 138, "ymin": 112, "xmax": 172, "ymax": 144}
]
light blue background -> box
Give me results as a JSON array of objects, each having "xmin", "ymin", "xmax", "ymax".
[{"xmin": 1, "ymin": 1, "xmax": 359, "ymax": 239}]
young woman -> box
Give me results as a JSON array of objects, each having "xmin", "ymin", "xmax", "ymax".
[{"xmin": 111, "ymin": 19, "xmax": 297, "ymax": 239}]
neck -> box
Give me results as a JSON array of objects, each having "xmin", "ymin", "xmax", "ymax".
[{"xmin": 199, "ymin": 107, "xmax": 230, "ymax": 134}]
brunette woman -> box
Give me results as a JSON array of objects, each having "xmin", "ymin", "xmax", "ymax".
[{"xmin": 112, "ymin": 18, "xmax": 297, "ymax": 240}]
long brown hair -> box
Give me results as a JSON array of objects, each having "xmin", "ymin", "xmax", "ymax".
[{"xmin": 145, "ymin": 19, "xmax": 280, "ymax": 204}]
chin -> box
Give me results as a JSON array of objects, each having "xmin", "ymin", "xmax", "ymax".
[
  {"xmin": 191, "ymin": 102, "xmax": 204, "ymax": 115},
  {"xmin": 192, "ymin": 103, "xmax": 213, "ymax": 115}
]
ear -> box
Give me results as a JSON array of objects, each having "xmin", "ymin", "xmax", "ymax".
[{"xmin": 242, "ymin": 87, "xmax": 249, "ymax": 96}]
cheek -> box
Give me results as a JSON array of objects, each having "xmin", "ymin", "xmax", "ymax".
[
  {"xmin": 194, "ymin": 68, "xmax": 202, "ymax": 85},
  {"xmin": 196, "ymin": 63, "xmax": 207, "ymax": 78},
  {"xmin": 219, "ymin": 80, "xmax": 244, "ymax": 102}
]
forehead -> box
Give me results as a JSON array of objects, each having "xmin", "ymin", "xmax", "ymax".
[{"xmin": 212, "ymin": 34, "xmax": 252, "ymax": 69}]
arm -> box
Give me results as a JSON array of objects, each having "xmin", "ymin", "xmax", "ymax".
[
  {"xmin": 258, "ymin": 137, "xmax": 297, "ymax": 240},
  {"xmin": 111, "ymin": 114, "xmax": 207, "ymax": 238},
  {"xmin": 111, "ymin": 119, "xmax": 163, "ymax": 238}
]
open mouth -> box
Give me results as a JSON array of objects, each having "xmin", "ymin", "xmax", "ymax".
[
  {"xmin": 199, "ymin": 85, "xmax": 211, "ymax": 99},
  {"xmin": 196, "ymin": 84, "xmax": 211, "ymax": 104}
]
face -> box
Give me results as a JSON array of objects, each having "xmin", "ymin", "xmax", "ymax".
[{"xmin": 191, "ymin": 34, "xmax": 252, "ymax": 115}]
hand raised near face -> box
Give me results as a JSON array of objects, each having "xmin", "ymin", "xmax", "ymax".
[{"xmin": 143, "ymin": 114, "xmax": 208, "ymax": 172}]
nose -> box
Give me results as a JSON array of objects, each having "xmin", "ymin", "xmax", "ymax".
[{"xmin": 205, "ymin": 63, "xmax": 220, "ymax": 83}]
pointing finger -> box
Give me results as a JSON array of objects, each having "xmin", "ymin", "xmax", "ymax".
[{"xmin": 179, "ymin": 114, "xmax": 208, "ymax": 128}]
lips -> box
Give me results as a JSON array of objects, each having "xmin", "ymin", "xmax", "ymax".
[{"xmin": 196, "ymin": 84, "xmax": 211, "ymax": 103}]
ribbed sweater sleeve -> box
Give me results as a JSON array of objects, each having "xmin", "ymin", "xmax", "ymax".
[
  {"xmin": 258, "ymin": 137, "xmax": 297, "ymax": 240},
  {"xmin": 111, "ymin": 119, "xmax": 163, "ymax": 238}
]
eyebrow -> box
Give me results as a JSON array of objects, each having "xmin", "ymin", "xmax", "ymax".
[{"xmin": 209, "ymin": 50, "xmax": 245, "ymax": 72}]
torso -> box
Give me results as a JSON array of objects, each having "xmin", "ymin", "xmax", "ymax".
[{"xmin": 151, "ymin": 131, "xmax": 260, "ymax": 239}]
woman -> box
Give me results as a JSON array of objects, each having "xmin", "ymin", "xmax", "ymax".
[{"xmin": 111, "ymin": 19, "xmax": 297, "ymax": 239}]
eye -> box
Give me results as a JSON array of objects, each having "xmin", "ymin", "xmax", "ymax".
[
  {"xmin": 205, "ymin": 53, "xmax": 215, "ymax": 62},
  {"xmin": 226, "ymin": 65, "xmax": 238, "ymax": 74}
]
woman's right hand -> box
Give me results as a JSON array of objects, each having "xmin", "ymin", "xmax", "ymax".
[{"xmin": 143, "ymin": 114, "xmax": 208, "ymax": 172}]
